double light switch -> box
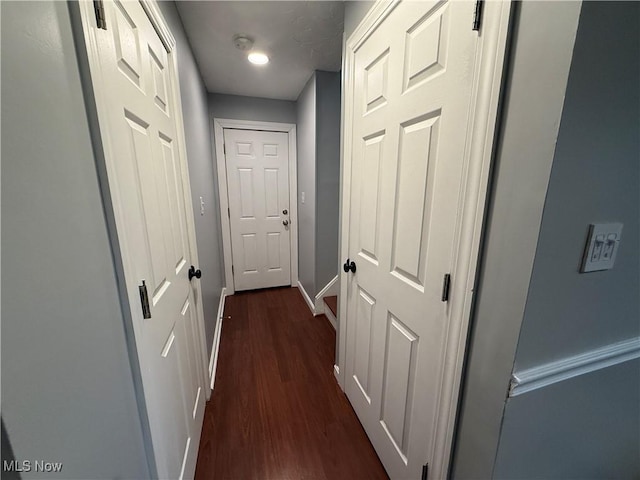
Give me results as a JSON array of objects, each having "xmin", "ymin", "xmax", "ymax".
[{"xmin": 580, "ymin": 223, "xmax": 623, "ymax": 273}]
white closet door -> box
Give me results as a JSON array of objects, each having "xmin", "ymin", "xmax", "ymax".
[{"xmin": 344, "ymin": 1, "xmax": 479, "ymax": 478}]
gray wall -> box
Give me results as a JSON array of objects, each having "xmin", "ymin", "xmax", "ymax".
[
  {"xmin": 296, "ymin": 76, "xmax": 318, "ymax": 297},
  {"xmin": 209, "ymin": 93, "xmax": 297, "ymax": 125},
  {"xmin": 513, "ymin": 0, "xmax": 640, "ymax": 369},
  {"xmin": 1, "ymin": 2, "xmax": 149, "ymax": 478},
  {"xmin": 344, "ymin": 1, "xmax": 375, "ymax": 39},
  {"xmin": 494, "ymin": 2, "xmax": 640, "ymax": 477},
  {"xmin": 494, "ymin": 359, "xmax": 640, "ymax": 478},
  {"xmin": 295, "ymin": 71, "xmax": 341, "ymax": 299},
  {"xmin": 451, "ymin": 1, "xmax": 582, "ymax": 477},
  {"xmin": 453, "ymin": 1, "xmax": 639, "ymax": 478},
  {"xmin": 315, "ymin": 71, "xmax": 342, "ymax": 293},
  {"xmin": 158, "ymin": 1, "xmax": 224, "ymax": 356}
]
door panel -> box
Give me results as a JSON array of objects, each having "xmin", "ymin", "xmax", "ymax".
[
  {"xmin": 354, "ymin": 287, "xmax": 376, "ymax": 402},
  {"xmin": 113, "ymin": 0, "xmax": 143, "ymax": 88},
  {"xmin": 403, "ymin": 5, "xmax": 449, "ymax": 90},
  {"xmin": 266, "ymin": 232, "xmax": 282, "ymax": 270},
  {"xmin": 160, "ymin": 136, "xmax": 189, "ymax": 274},
  {"xmin": 264, "ymin": 169, "xmax": 280, "ymax": 217},
  {"xmin": 239, "ymin": 168, "xmax": 255, "ymax": 217},
  {"xmin": 242, "ymin": 234, "xmax": 259, "ymax": 272},
  {"xmin": 360, "ymin": 133, "xmax": 384, "ymax": 264},
  {"xmin": 392, "ymin": 112, "xmax": 440, "ymax": 290},
  {"xmin": 380, "ymin": 314, "xmax": 418, "ymax": 461},
  {"xmin": 85, "ymin": 1, "xmax": 206, "ymax": 478},
  {"xmin": 345, "ymin": 1, "xmax": 478, "ymax": 478},
  {"xmin": 224, "ymin": 129, "xmax": 291, "ymax": 291}
]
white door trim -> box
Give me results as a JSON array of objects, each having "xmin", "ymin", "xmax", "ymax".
[
  {"xmin": 213, "ymin": 118, "xmax": 299, "ymax": 295},
  {"xmin": 76, "ymin": 1, "xmax": 209, "ymax": 476},
  {"xmin": 337, "ymin": 1, "xmax": 512, "ymax": 478}
]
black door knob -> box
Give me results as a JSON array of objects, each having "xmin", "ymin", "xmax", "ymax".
[
  {"xmin": 188, "ymin": 265, "xmax": 202, "ymax": 281},
  {"xmin": 343, "ymin": 259, "xmax": 356, "ymax": 273}
]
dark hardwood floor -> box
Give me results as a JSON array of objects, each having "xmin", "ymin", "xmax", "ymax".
[{"xmin": 195, "ymin": 287, "xmax": 388, "ymax": 480}]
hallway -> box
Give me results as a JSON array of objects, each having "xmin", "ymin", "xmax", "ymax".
[{"xmin": 194, "ymin": 287, "xmax": 388, "ymax": 479}]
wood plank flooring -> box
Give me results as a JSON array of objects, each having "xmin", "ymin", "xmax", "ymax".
[{"xmin": 195, "ymin": 287, "xmax": 388, "ymax": 480}]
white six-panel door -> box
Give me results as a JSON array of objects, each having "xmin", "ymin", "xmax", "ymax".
[
  {"xmin": 345, "ymin": 1, "xmax": 480, "ymax": 478},
  {"xmin": 224, "ymin": 129, "xmax": 292, "ymax": 291},
  {"xmin": 80, "ymin": 1, "xmax": 206, "ymax": 478}
]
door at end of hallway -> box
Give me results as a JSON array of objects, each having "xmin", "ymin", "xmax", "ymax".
[{"xmin": 224, "ymin": 128, "xmax": 292, "ymax": 291}]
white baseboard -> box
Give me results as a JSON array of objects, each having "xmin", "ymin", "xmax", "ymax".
[
  {"xmin": 334, "ymin": 364, "xmax": 345, "ymax": 391},
  {"xmin": 314, "ymin": 275, "xmax": 339, "ymax": 314},
  {"xmin": 297, "ymin": 281, "xmax": 316, "ymax": 315},
  {"xmin": 209, "ymin": 287, "xmax": 227, "ymax": 391},
  {"xmin": 510, "ymin": 336, "xmax": 640, "ymax": 397}
]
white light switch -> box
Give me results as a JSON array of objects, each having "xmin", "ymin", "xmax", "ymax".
[
  {"xmin": 580, "ymin": 223, "xmax": 623, "ymax": 272},
  {"xmin": 301, "ymin": 191, "xmax": 305, "ymax": 204}
]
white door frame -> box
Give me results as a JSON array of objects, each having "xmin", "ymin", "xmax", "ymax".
[
  {"xmin": 76, "ymin": 0, "xmax": 209, "ymax": 474},
  {"xmin": 213, "ymin": 118, "xmax": 299, "ymax": 295},
  {"xmin": 337, "ymin": 1, "xmax": 512, "ymax": 478}
]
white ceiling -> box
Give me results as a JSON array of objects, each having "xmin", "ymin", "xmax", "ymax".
[{"xmin": 176, "ymin": 1, "xmax": 345, "ymax": 101}]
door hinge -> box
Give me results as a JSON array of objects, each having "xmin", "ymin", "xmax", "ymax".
[
  {"xmin": 94, "ymin": 0, "xmax": 107, "ymax": 30},
  {"xmin": 441, "ymin": 273, "xmax": 451, "ymax": 302},
  {"xmin": 422, "ymin": 463, "xmax": 429, "ymax": 480},
  {"xmin": 231, "ymin": 265, "xmax": 234, "ymax": 275},
  {"xmin": 472, "ymin": 0, "xmax": 484, "ymax": 31},
  {"xmin": 227, "ymin": 207, "xmax": 230, "ymax": 218},
  {"xmin": 223, "ymin": 143, "xmax": 226, "ymax": 155},
  {"xmin": 139, "ymin": 280, "xmax": 151, "ymax": 319}
]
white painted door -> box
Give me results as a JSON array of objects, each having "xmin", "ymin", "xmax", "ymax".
[
  {"xmin": 345, "ymin": 1, "xmax": 479, "ymax": 478},
  {"xmin": 224, "ymin": 129, "xmax": 291, "ymax": 291},
  {"xmin": 82, "ymin": 2, "xmax": 206, "ymax": 478}
]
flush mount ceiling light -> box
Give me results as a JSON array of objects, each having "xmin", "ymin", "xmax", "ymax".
[
  {"xmin": 233, "ymin": 34, "xmax": 269, "ymax": 66},
  {"xmin": 248, "ymin": 52, "xmax": 269, "ymax": 65}
]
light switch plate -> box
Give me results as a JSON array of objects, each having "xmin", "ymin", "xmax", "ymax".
[{"xmin": 580, "ymin": 223, "xmax": 623, "ymax": 273}]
